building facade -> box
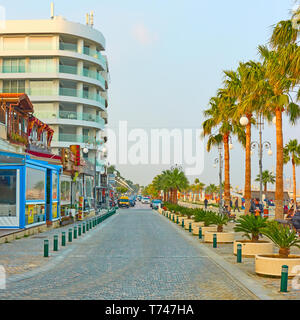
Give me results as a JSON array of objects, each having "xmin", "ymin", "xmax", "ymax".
[{"xmin": 0, "ymin": 14, "xmax": 108, "ymax": 181}]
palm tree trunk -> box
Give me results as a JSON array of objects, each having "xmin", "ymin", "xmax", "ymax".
[
  {"xmin": 223, "ymin": 134, "xmax": 231, "ymax": 207},
  {"xmin": 264, "ymin": 183, "xmax": 267, "ymax": 193},
  {"xmin": 292, "ymin": 157, "xmax": 297, "ymax": 205},
  {"xmin": 275, "ymin": 108, "xmax": 284, "ymax": 220},
  {"xmin": 244, "ymin": 115, "xmax": 252, "ymax": 215},
  {"xmin": 174, "ymin": 189, "xmax": 178, "ymax": 204}
]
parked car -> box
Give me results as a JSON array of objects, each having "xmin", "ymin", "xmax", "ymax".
[
  {"xmin": 141, "ymin": 196, "xmax": 151, "ymax": 204},
  {"xmin": 151, "ymin": 199, "xmax": 162, "ymax": 209},
  {"xmin": 118, "ymin": 196, "xmax": 130, "ymax": 208}
]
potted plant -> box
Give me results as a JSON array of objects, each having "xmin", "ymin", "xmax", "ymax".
[
  {"xmin": 199, "ymin": 211, "xmax": 218, "ymax": 236},
  {"xmin": 255, "ymin": 221, "xmax": 300, "ymax": 277},
  {"xmin": 233, "ymin": 215, "xmax": 273, "ymax": 257},
  {"xmin": 191, "ymin": 209, "xmax": 206, "ymax": 234},
  {"xmin": 204, "ymin": 213, "xmax": 234, "ymax": 243}
]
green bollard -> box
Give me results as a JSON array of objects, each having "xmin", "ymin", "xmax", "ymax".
[
  {"xmin": 44, "ymin": 239, "xmax": 49, "ymax": 257},
  {"xmin": 68, "ymin": 228, "xmax": 72, "ymax": 242},
  {"xmin": 182, "ymin": 219, "xmax": 184, "ymax": 228},
  {"xmin": 189, "ymin": 222, "xmax": 192, "ymax": 233},
  {"xmin": 173, "ymin": 215, "xmax": 175, "ymax": 222},
  {"xmin": 237, "ymin": 244, "xmax": 242, "ymax": 263},
  {"xmin": 74, "ymin": 226, "xmax": 77, "ymax": 239},
  {"xmin": 83, "ymin": 222, "xmax": 86, "ymax": 233},
  {"xmin": 176, "ymin": 216, "xmax": 179, "ymax": 224},
  {"xmin": 78, "ymin": 224, "xmax": 81, "ymax": 236},
  {"xmin": 62, "ymin": 232, "xmax": 66, "ymax": 246},
  {"xmin": 53, "ymin": 235, "xmax": 58, "ymax": 251},
  {"xmin": 213, "ymin": 233, "xmax": 217, "ymax": 248},
  {"xmin": 199, "ymin": 227, "xmax": 202, "ymax": 239},
  {"xmin": 86, "ymin": 221, "xmax": 89, "ymax": 231},
  {"xmin": 89, "ymin": 220, "xmax": 92, "ymax": 229},
  {"xmin": 280, "ymin": 265, "xmax": 289, "ymax": 292}
]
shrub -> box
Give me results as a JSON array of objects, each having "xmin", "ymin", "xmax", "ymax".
[
  {"xmin": 234, "ymin": 215, "xmax": 268, "ymax": 242},
  {"xmin": 261, "ymin": 221, "xmax": 300, "ymax": 258}
]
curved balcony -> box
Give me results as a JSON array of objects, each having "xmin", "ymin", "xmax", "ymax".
[
  {"xmin": 36, "ymin": 111, "xmax": 105, "ymax": 130},
  {"xmin": 26, "ymin": 88, "xmax": 106, "ymax": 110}
]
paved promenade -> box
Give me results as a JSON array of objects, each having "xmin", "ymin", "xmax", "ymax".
[{"xmin": 0, "ymin": 205, "xmax": 260, "ymax": 300}]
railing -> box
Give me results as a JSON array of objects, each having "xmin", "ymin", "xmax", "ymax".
[
  {"xmin": 59, "ymin": 42, "xmax": 78, "ymax": 52},
  {"xmin": 2, "ymin": 66, "xmax": 26, "ymax": 73},
  {"xmin": 35, "ymin": 111, "xmax": 105, "ymax": 128},
  {"xmin": 59, "ymin": 65, "xmax": 78, "ymax": 75},
  {"xmin": 57, "ymin": 133, "xmax": 97, "ymax": 144}
]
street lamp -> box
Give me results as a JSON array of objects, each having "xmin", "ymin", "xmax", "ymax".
[
  {"xmin": 240, "ymin": 113, "xmax": 273, "ymax": 206},
  {"xmin": 240, "ymin": 115, "xmax": 249, "ymax": 126},
  {"xmin": 213, "ymin": 143, "xmax": 223, "ymax": 215}
]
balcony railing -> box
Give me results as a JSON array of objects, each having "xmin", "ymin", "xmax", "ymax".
[
  {"xmin": 36, "ymin": 111, "xmax": 105, "ymax": 127},
  {"xmin": 59, "ymin": 65, "xmax": 78, "ymax": 75},
  {"xmin": 59, "ymin": 42, "xmax": 78, "ymax": 52},
  {"xmin": 57, "ymin": 133, "xmax": 97, "ymax": 144}
]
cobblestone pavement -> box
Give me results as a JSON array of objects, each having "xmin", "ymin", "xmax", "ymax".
[{"xmin": 0, "ymin": 207, "xmax": 259, "ymax": 300}]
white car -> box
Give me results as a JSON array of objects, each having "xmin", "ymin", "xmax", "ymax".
[{"xmin": 141, "ymin": 197, "xmax": 151, "ymax": 204}]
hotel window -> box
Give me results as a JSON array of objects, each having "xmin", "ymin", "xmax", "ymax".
[
  {"xmin": 29, "ymin": 81, "xmax": 54, "ymax": 96},
  {"xmin": 29, "ymin": 58, "xmax": 55, "ymax": 73},
  {"xmin": 3, "ymin": 80, "xmax": 25, "ymax": 93},
  {"xmin": 3, "ymin": 59, "xmax": 25, "ymax": 73}
]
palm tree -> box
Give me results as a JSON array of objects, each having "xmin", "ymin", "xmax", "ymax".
[
  {"xmin": 206, "ymin": 184, "xmax": 219, "ymax": 200},
  {"xmin": 255, "ymin": 170, "xmax": 276, "ymax": 193},
  {"xmin": 284, "ymin": 139, "xmax": 300, "ymax": 204},
  {"xmin": 258, "ymin": 43, "xmax": 300, "ymax": 219},
  {"xmin": 203, "ymin": 92, "xmax": 245, "ymax": 207},
  {"xmin": 224, "ymin": 61, "xmax": 267, "ymax": 215},
  {"xmin": 162, "ymin": 168, "xmax": 189, "ymax": 204}
]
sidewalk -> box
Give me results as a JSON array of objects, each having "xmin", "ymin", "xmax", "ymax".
[
  {"xmin": 0, "ymin": 209, "xmax": 113, "ymax": 277},
  {"xmin": 172, "ymin": 202, "xmax": 300, "ymax": 300}
]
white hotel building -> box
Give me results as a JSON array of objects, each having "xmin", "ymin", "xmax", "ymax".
[{"xmin": 0, "ymin": 14, "xmax": 109, "ymax": 172}]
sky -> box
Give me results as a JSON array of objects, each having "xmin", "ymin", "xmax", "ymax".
[{"xmin": 1, "ymin": 0, "xmax": 299, "ymax": 190}]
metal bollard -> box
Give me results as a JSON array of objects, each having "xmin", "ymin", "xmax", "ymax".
[
  {"xmin": 280, "ymin": 265, "xmax": 289, "ymax": 292},
  {"xmin": 44, "ymin": 239, "xmax": 49, "ymax": 257},
  {"xmin": 83, "ymin": 222, "xmax": 86, "ymax": 233},
  {"xmin": 189, "ymin": 222, "xmax": 192, "ymax": 233},
  {"xmin": 176, "ymin": 216, "xmax": 179, "ymax": 224},
  {"xmin": 86, "ymin": 221, "xmax": 89, "ymax": 231},
  {"xmin": 68, "ymin": 228, "xmax": 72, "ymax": 242},
  {"xmin": 213, "ymin": 234, "xmax": 217, "ymax": 248},
  {"xmin": 74, "ymin": 226, "xmax": 77, "ymax": 239},
  {"xmin": 237, "ymin": 243, "xmax": 242, "ymax": 263},
  {"xmin": 89, "ymin": 220, "xmax": 92, "ymax": 229},
  {"xmin": 199, "ymin": 227, "xmax": 202, "ymax": 239},
  {"xmin": 78, "ymin": 224, "xmax": 81, "ymax": 236},
  {"xmin": 62, "ymin": 232, "xmax": 66, "ymax": 246},
  {"xmin": 53, "ymin": 235, "xmax": 58, "ymax": 251},
  {"xmin": 182, "ymin": 219, "xmax": 184, "ymax": 228}
]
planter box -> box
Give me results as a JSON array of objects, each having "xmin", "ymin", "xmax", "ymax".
[
  {"xmin": 204, "ymin": 231, "xmax": 234, "ymax": 243},
  {"xmin": 184, "ymin": 219, "xmax": 195, "ymax": 229},
  {"xmin": 233, "ymin": 240, "xmax": 274, "ymax": 257},
  {"xmin": 192, "ymin": 222, "xmax": 205, "ymax": 235},
  {"xmin": 255, "ymin": 254, "xmax": 300, "ymax": 277},
  {"xmin": 201, "ymin": 226, "xmax": 217, "ymax": 236}
]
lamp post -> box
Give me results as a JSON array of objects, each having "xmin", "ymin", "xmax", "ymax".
[
  {"xmin": 240, "ymin": 113, "xmax": 272, "ymax": 206},
  {"xmin": 213, "ymin": 143, "xmax": 223, "ymax": 215}
]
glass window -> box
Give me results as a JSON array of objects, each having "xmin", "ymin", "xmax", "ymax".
[
  {"xmin": 85, "ymin": 176, "xmax": 94, "ymax": 199},
  {"xmin": 52, "ymin": 172, "xmax": 58, "ymax": 200},
  {"xmin": 3, "ymin": 80, "xmax": 25, "ymax": 93},
  {"xmin": 0, "ymin": 169, "xmax": 17, "ymax": 217},
  {"xmin": 60, "ymin": 176, "xmax": 71, "ymax": 203},
  {"xmin": 26, "ymin": 167, "xmax": 45, "ymax": 201}
]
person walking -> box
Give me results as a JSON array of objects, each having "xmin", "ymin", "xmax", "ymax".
[
  {"xmin": 204, "ymin": 198, "xmax": 208, "ymax": 210},
  {"xmin": 249, "ymin": 199, "xmax": 256, "ymax": 215},
  {"xmin": 233, "ymin": 198, "xmax": 240, "ymax": 212}
]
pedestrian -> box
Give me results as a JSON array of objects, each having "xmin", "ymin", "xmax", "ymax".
[
  {"xmin": 249, "ymin": 199, "xmax": 256, "ymax": 215},
  {"xmin": 204, "ymin": 198, "xmax": 208, "ymax": 210},
  {"xmin": 230, "ymin": 199, "xmax": 233, "ymax": 209},
  {"xmin": 291, "ymin": 204, "xmax": 300, "ymax": 232},
  {"xmin": 233, "ymin": 198, "xmax": 240, "ymax": 212}
]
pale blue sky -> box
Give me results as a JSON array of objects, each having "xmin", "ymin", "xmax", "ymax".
[{"xmin": 1, "ymin": 0, "xmax": 299, "ymax": 190}]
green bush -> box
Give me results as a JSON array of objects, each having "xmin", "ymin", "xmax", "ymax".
[
  {"xmin": 261, "ymin": 221, "xmax": 300, "ymax": 258},
  {"xmin": 234, "ymin": 215, "xmax": 268, "ymax": 242}
]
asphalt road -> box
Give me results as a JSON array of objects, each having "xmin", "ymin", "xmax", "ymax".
[{"xmin": 0, "ymin": 204, "xmax": 257, "ymax": 300}]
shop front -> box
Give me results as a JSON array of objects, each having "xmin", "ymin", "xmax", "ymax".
[{"xmin": 0, "ymin": 151, "xmax": 61, "ymax": 229}]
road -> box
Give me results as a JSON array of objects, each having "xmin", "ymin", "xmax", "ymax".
[{"xmin": 0, "ymin": 204, "xmax": 257, "ymax": 300}]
